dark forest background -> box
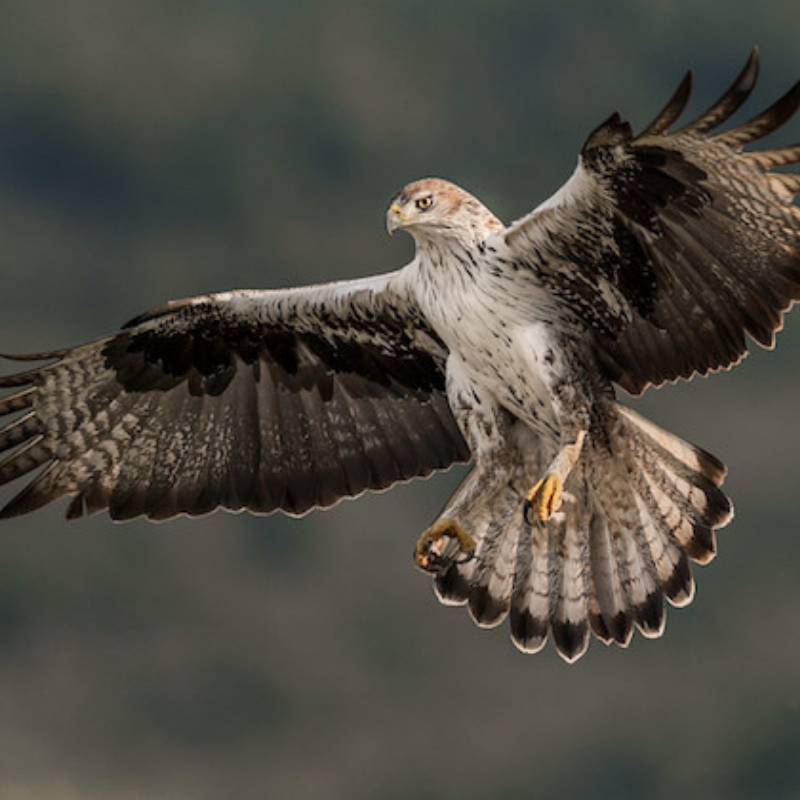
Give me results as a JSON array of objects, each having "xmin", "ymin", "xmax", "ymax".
[{"xmin": 0, "ymin": 2, "xmax": 799, "ymax": 798}]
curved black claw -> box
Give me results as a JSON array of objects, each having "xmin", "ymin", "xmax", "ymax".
[
  {"xmin": 522, "ymin": 498, "xmax": 545, "ymax": 529},
  {"xmin": 413, "ymin": 543, "xmax": 449, "ymax": 575},
  {"xmin": 414, "ymin": 543, "xmax": 475, "ymax": 574},
  {"xmin": 414, "ymin": 519, "xmax": 476, "ymax": 574},
  {"xmin": 523, "ymin": 498, "xmax": 534, "ymax": 526}
]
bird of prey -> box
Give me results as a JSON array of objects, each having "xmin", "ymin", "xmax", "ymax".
[{"xmin": 1, "ymin": 50, "xmax": 799, "ymax": 662}]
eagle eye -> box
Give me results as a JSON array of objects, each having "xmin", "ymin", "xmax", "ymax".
[{"xmin": 415, "ymin": 195, "xmax": 434, "ymax": 211}]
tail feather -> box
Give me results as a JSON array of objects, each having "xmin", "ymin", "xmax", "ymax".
[
  {"xmin": 587, "ymin": 512, "xmax": 632, "ymax": 644},
  {"xmin": 434, "ymin": 538, "xmax": 480, "ymax": 608},
  {"xmin": 661, "ymin": 551, "xmax": 696, "ymax": 608},
  {"xmin": 468, "ymin": 498, "xmax": 519, "ymax": 627},
  {"xmin": 549, "ymin": 479, "xmax": 591, "ymax": 662},
  {"xmin": 631, "ymin": 490, "xmax": 694, "ymax": 608},
  {"xmin": 433, "ymin": 484, "xmax": 520, "ymax": 627},
  {"xmin": 616, "ymin": 406, "xmax": 727, "ymax": 486},
  {"xmin": 509, "ymin": 519, "xmax": 552, "ymax": 654},
  {"xmin": 427, "ymin": 403, "xmax": 733, "ymax": 663},
  {"xmin": 596, "ymin": 479, "xmax": 661, "ymax": 644},
  {"xmin": 621, "ymin": 406, "xmax": 732, "ymax": 568},
  {"xmin": 638, "ymin": 451, "xmax": 721, "ymax": 565},
  {"xmin": 622, "ymin": 520, "xmax": 665, "ymax": 639}
]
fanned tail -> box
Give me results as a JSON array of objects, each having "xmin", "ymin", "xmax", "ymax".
[{"xmin": 427, "ymin": 404, "xmax": 732, "ymax": 663}]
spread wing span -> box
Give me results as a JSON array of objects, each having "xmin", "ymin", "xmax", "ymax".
[
  {"xmin": 0, "ymin": 275, "xmax": 469, "ymax": 520},
  {"xmin": 503, "ymin": 48, "xmax": 800, "ymax": 394}
]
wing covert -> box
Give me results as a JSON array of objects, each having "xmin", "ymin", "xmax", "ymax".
[{"xmin": 0, "ymin": 275, "xmax": 469, "ymax": 520}]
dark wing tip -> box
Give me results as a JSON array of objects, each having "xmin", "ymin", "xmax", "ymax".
[
  {"xmin": 638, "ymin": 70, "xmax": 694, "ymax": 138},
  {"xmin": 582, "ymin": 112, "xmax": 634, "ymax": 155},
  {"xmin": 741, "ymin": 45, "xmax": 761, "ymax": 88},
  {"xmin": 713, "ymin": 73, "xmax": 800, "ymax": 149},
  {"xmin": 0, "ymin": 349, "xmax": 69, "ymax": 363},
  {"xmin": 676, "ymin": 48, "xmax": 761, "ymax": 136}
]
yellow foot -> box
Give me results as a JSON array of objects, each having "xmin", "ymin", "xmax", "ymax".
[
  {"xmin": 523, "ymin": 473, "xmax": 563, "ymax": 526},
  {"xmin": 413, "ymin": 518, "xmax": 476, "ymax": 574}
]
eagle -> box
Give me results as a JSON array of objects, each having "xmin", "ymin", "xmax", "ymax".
[{"xmin": 2, "ymin": 50, "xmax": 799, "ymax": 663}]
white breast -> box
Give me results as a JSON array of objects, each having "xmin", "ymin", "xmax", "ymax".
[{"xmin": 410, "ymin": 263, "xmax": 560, "ymax": 438}]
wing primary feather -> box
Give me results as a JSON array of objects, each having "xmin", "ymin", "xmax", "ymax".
[
  {"xmin": 677, "ymin": 204, "xmax": 799, "ymax": 316},
  {"xmin": 0, "ymin": 411, "xmax": 41, "ymax": 455},
  {"xmin": 81, "ymin": 481, "xmax": 111, "ymax": 517},
  {"xmin": 713, "ymin": 76, "xmax": 800, "ymax": 147},
  {"xmin": 0, "ymin": 434, "xmax": 50, "ymax": 485},
  {"xmin": 220, "ymin": 362, "xmax": 260, "ymax": 511},
  {"xmin": 0, "ymin": 349, "xmax": 70, "ymax": 363},
  {"xmin": 362, "ymin": 396, "xmax": 416, "ymax": 485},
  {"xmin": 638, "ymin": 70, "xmax": 693, "ymax": 138},
  {"xmin": 147, "ymin": 390, "xmax": 202, "ymax": 520},
  {"xmin": 100, "ymin": 392, "xmax": 161, "ymax": 520},
  {"xmin": 743, "ymin": 142, "xmax": 800, "ymax": 169},
  {"xmin": 273, "ymin": 385, "xmax": 318, "ymax": 516},
  {"xmin": 698, "ymin": 204, "xmax": 800, "ymax": 307},
  {"xmin": 326, "ymin": 383, "xmax": 372, "ymax": 497},
  {"xmin": 188, "ymin": 388, "xmax": 243, "ymax": 518},
  {"xmin": 675, "ymin": 48, "xmax": 760, "ymax": 135},
  {"xmin": 0, "ymin": 387, "xmax": 36, "ymax": 416},
  {"xmin": 643, "ymin": 248, "xmax": 738, "ymax": 370},
  {"xmin": 105, "ymin": 393, "xmax": 176, "ymax": 520},
  {"xmin": 0, "ymin": 366, "xmax": 47, "ymax": 388},
  {"xmin": 0, "ymin": 461, "xmax": 63, "ymax": 519},
  {"xmin": 400, "ymin": 397, "xmax": 460, "ymax": 471},
  {"xmin": 643, "ymin": 253, "xmax": 716, "ymax": 375},
  {"xmin": 342, "ymin": 393, "xmax": 401, "ymax": 490},
  {"xmin": 297, "ymin": 383, "xmax": 349, "ymax": 509},
  {"xmin": 251, "ymin": 357, "xmax": 286, "ymax": 514},
  {"xmin": 767, "ymin": 172, "xmax": 800, "ymax": 198},
  {"xmin": 657, "ymin": 215, "xmax": 751, "ymax": 355}
]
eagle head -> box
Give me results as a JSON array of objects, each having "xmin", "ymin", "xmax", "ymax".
[{"xmin": 386, "ymin": 178, "xmax": 503, "ymax": 242}]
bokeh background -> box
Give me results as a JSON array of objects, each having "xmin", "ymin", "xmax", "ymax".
[{"xmin": 1, "ymin": 2, "xmax": 799, "ymax": 798}]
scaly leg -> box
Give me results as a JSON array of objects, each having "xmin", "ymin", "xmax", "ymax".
[{"xmin": 523, "ymin": 431, "xmax": 586, "ymax": 525}]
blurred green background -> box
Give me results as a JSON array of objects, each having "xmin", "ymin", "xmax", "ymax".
[{"xmin": 1, "ymin": 2, "xmax": 799, "ymax": 798}]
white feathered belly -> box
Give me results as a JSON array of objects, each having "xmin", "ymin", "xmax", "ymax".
[
  {"xmin": 412, "ymin": 261, "xmax": 562, "ymax": 439},
  {"xmin": 471, "ymin": 347, "xmax": 559, "ymax": 439},
  {"xmin": 444, "ymin": 315, "xmax": 561, "ymax": 440}
]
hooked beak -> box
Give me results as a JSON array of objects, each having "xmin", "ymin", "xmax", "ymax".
[{"xmin": 386, "ymin": 202, "xmax": 405, "ymax": 234}]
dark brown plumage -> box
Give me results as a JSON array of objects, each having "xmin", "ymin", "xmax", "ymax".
[{"xmin": 0, "ymin": 283, "xmax": 469, "ymax": 521}]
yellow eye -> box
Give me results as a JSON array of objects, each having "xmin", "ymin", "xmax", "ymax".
[{"xmin": 415, "ymin": 195, "xmax": 433, "ymax": 211}]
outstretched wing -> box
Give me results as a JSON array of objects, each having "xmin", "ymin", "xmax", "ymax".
[
  {"xmin": 501, "ymin": 48, "xmax": 800, "ymax": 394},
  {"xmin": 0, "ymin": 274, "xmax": 469, "ymax": 520}
]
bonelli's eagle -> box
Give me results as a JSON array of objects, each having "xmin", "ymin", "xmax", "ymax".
[{"xmin": 2, "ymin": 50, "xmax": 799, "ymax": 662}]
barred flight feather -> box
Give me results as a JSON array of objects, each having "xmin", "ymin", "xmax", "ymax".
[{"xmin": 0, "ymin": 278, "xmax": 470, "ymax": 521}]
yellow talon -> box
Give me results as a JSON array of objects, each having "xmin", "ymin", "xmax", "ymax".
[
  {"xmin": 523, "ymin": 473, "xmax": 563, "ymax": 525},
  {"xmin": 414, "ymin": 517, "xmax": 476, "ymax": 574}
]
